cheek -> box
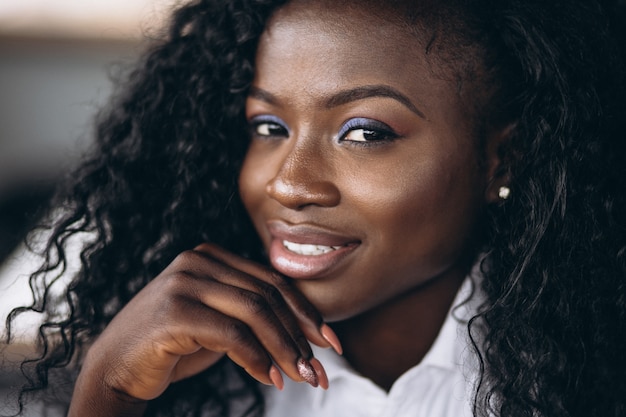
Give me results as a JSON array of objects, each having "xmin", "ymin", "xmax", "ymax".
[
  {"xmin": 345, "ymin": 149, "xmax": 484, "ymax": 267},
  {"xmin": 348, "ymin": 163, "xmax": 449, "ymax": 240},
  {"xmin": 238, "ymin": 150, "xmax": 269, "ymax": 227}
]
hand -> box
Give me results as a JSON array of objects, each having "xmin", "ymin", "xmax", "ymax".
[{"xmin": 68, "ymin": 243, "xmax": 342, "ymax": 416}]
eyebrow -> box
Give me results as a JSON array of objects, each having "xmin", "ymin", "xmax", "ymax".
[{"xmin": 248, "ymin": 84, "xmax": 426, "ymax": 119}]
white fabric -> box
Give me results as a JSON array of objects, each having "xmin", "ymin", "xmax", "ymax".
[{"xmin": 263, "ymin": 278, "xmax": 480, "ymax": 417}]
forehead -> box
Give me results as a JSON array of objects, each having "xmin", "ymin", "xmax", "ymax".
[
  {"xmin": 262, "ymin": 1, "xmax": 422, "ymax": 67},
  {"xmin": 254, "ymin": 0, "xmax": 476, "ymax": 130}
]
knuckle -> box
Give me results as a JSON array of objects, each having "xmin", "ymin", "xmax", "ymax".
[
  {"xmin": 266, "ymin": 270, "xmax": 289, "ymax": 288},
  {"xmin": 172, "ymin": 249, "xmax": 199, "ymax": 266},
  {"xmin": 266, "ymin": 271, "xmax": 303, "ymax": 301},
  {"xmin": 223, "ymin": 320, "xmax": 253, "ymax": 344},
  {"xmin": 171, "ymin": 249, "xmax": 213, "ymax": 271},
  {"xmin": 159, "ymin": 270, "xmax": 195, "ymax": 294},
  {"xmin": 258, "ymin": 283, "xmax": 284, "ymax": 307},
  {"xmin": 153, "ymin": 292, "xmax": 190, "ymax": 324},
  {"xmin": 194, "ymin": 242, "xmax": 220, "ymax": 255},
  {"xmin": 241, "ymin": 292, "xmax": 268, "ymax": 316},
  {"xmin": 193, "ymin": 242, "xmax": 212, "ymax": 252}
]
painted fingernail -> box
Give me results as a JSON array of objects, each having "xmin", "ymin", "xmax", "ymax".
[
  {"xmin": 269, "ymin": 365, "xmax": 284, "ymax": 390},
  {"xmin": 309, "ymin": 357, "xmax": 329, "ymax": 390},
  {"xmin": 320, "ymin": 323, "xmax": 343, "ymax": 355},
  {"xmin": 297, "ymin": 358, "xmax": 319, "ymax": 387}
]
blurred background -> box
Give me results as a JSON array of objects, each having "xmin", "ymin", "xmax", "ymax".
[{"xmin": 0, "ymin": 1, "xmax": 179, "ymax": 413}]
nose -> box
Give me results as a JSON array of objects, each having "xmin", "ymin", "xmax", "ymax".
[{"xmin": 265, "ymin": 140, "xmax": 340, "ymax": 210}]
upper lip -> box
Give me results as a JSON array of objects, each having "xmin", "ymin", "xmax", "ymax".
[{"xmin": 266, "ymin": 220, "xmax": 360, "ymax": 247}]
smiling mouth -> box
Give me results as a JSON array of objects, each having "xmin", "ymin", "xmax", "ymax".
[{"xmin": 282, "ymin": 240, "xmax": 345, "ymax": 256}]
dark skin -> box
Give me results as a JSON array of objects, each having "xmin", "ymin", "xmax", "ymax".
[
  {"xmin": 240, "ymin": 0, "xmax": 505, "ymax": 390},
  {"xmin": 68, "ymin": 1, "xmax": 507, "ymax": 415},
  {"xmin": 332, "ymin": 271, "xmax": 466, "ymax": 390}
]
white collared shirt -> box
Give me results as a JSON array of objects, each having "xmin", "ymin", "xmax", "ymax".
[{"xmin": 262, "ymin": 278, "xmax": 480, "ymax": 417}]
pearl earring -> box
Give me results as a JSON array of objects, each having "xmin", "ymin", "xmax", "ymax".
[{"xmin": 498, "ymin": 186, "xmax": 511, "ymax": 200}]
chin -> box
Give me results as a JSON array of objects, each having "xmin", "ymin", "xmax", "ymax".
[{"xmin": 295, "ymin": 283, "xmax": 377, "ymax": 323}]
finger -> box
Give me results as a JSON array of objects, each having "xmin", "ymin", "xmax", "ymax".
[
  {"xmin": 186, "ymin": 274, "xmax": 318, "ymax": 385},
  {"xmin": 171, "ymin": 349, "xmax": 223, "ymax": 383},
  {"xmin": 158, "ymin": 267, "xmax": 320, "ymax": 385},
  {"xmin": 195, "ymin": 243, "xmax": 339, "ymax": 353},
  {"xmin": 180, "ymin": 247, "xmax": 317, "ymax": 359},
  {"xmin": 172, "ymin": 299, "xmax": 276, "ymax": 386},
  {"xmin": 186, "ymin": 298, "xmax": 323, "ymax": 387},
  {"xmin": 172, "ymin": 339, "xmax": 281, "ymax": 390}
]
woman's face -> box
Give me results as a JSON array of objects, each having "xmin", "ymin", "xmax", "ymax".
[{"xmin": 239, "ymin": 1, "xmax": 495, "ymax": 321}]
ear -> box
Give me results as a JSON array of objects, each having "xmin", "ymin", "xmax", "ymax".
[{"xmin": 484, "ymin": 123, "xmax": 514, "ymax": 204}]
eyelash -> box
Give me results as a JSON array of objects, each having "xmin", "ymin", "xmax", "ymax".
[
  {"xmin": 248, "ymin": 116, "xmax": 399, "ymax": 146},
  {"xmin": 336, "ymin": 118, "xmax": 398, "ymax": 146},
  {"xmin": 249, "ymin": 115, "xmax": 290, "ymax": 139}
]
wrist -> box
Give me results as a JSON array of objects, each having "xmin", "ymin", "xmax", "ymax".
[{"xmin": 69, "ymin": 360, "xmax": 148, "ymax": 417}]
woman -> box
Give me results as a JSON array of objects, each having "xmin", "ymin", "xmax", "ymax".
[{"xmin": 5, "ymin": 0, "xmax": 626, "ymax": 416}]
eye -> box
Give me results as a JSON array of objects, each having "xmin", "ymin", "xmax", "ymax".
[
  {"xmin": 249, "ymin": 115, "xmax": 289, "ymax": 138},
  {"xmin": 338, "ymin": 118, "xmax": 398, "ymax": 145},
  {"xmin": 343, "ymin": 129, "xmax": 390, "ymax": 142}
]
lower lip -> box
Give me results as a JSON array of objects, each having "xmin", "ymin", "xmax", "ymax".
[{"xmin": 268, "ymin": 239, "xmax": 358, "ymax": 279}]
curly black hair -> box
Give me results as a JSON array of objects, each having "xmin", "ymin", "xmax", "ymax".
[{"xmin": 4, "ymin": 0, "xmax": 626, "ymax": 416}]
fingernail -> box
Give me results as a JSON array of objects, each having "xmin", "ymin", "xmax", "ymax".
[
  {"xmin": 297, "ymin": 358, "xmax": 319, "ymax": 387},
  {"xmin": 320, "ymin": 324, "xmax": 343, "ymax": 355},
  {"xmin": 269, "ymin": 365, "xmax": 284, "ymax": 390},
  {"xmin": 309, "ymin": 357, "xmax": 329, "ymax": 390}
]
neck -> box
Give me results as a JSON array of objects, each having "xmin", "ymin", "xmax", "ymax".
[{"xmin": 332, "ymin": 267, "xmax": 466, "ymax": 391}]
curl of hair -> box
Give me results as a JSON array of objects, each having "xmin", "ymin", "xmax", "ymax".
[
  {"xmin": 4, "ymin": 0, "xmax": 626, "ymax": 416},
  {"xmin": 5, "ymin": 0, "xmax": 286, "ymax": 415},
  {"xmin": 473, "ymin": 0, "xmax": 626, "ymax": 416}
]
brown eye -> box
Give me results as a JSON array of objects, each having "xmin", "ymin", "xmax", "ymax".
[
  {"xmin": 343, "ymin": 129, "xmax": 386, "ymax": 142},
  {"xmin": 249, "ymin": 115, "xmax": 289, "ymax": 138},
  {"xmin": 338, "ymin": 118, "xmax": 398, "ymax": 144},
  {"xmin": 256, "ymin": 122, "xmax": 287, "ymax": 136}
]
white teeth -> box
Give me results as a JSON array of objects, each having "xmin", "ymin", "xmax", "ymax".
[{"xmin": 282, "ymin": 240, "xmax": 343, "ymax": 256}]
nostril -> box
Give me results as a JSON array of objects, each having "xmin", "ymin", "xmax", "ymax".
[{"xmin": 264, "ymin": 139, "xmax": 341, "ymax": 209}]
